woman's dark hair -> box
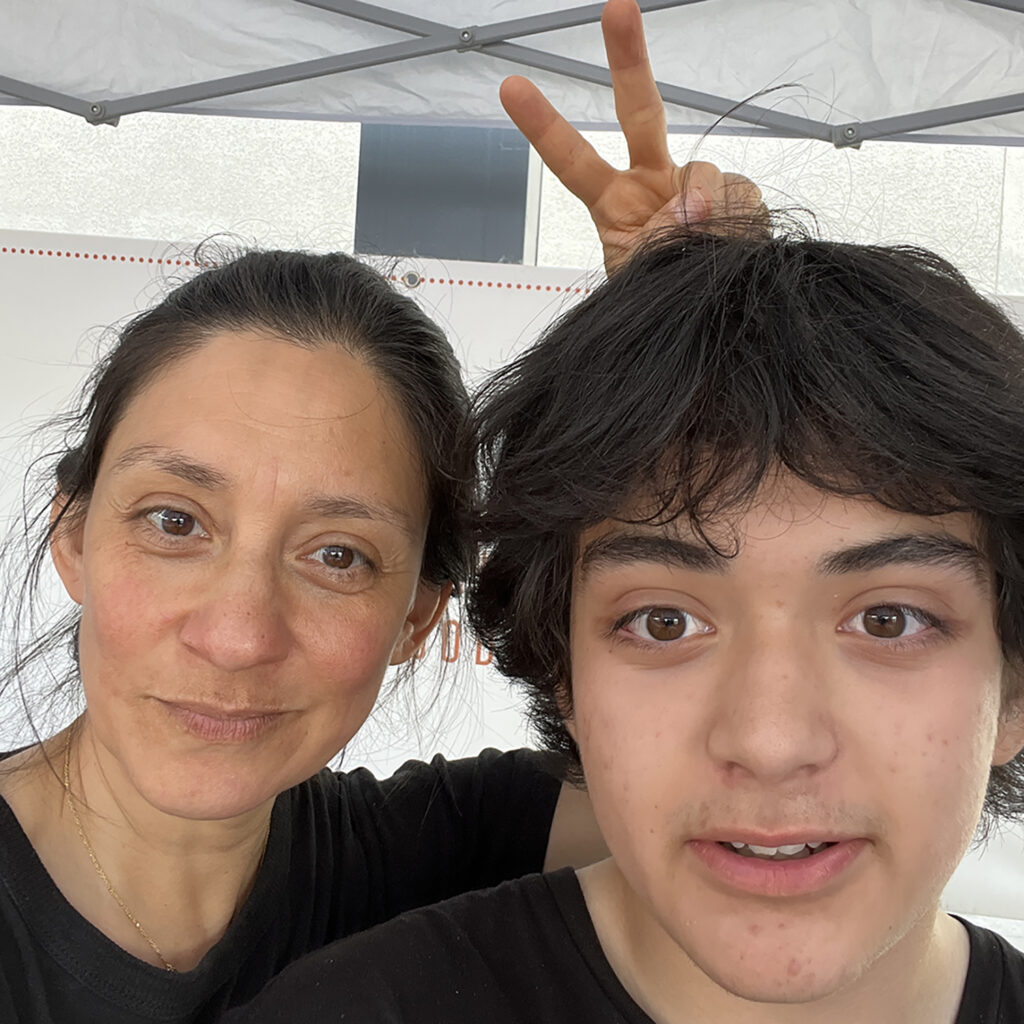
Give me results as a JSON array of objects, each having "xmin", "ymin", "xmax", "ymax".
[
  {"xmin": 468, "ymin": 224, "xmax": 1024, "ymax": 826},
  {"xmin": 7, "ymin": 246, "xmax": 472, "ymax": 729}
]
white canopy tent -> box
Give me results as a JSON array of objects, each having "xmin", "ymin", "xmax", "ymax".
[{"xmin": 3, "ymin": 0, "xmax": 1024, "ymax": 145}]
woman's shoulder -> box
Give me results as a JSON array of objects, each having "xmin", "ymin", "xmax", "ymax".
[{"xmin": 305, "ymin": 747, "xmax": 560, "ymax": 802}]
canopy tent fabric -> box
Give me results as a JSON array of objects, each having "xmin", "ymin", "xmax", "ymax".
[{"xmin": 3, "ymin": 0, "xmax": 1024, "ymax": 146}]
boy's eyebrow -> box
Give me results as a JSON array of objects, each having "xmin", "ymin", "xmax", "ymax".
[
  {"xmin": 817, "ymin": 533, "xmax": 989, "ymax": 584},
  {"xmin": 579, "ymin": 533, "xmax": 729, "ymax": 576},
  {"xmin": 580, "ymin": 530, "xmax": 989, "ymax": 587}
]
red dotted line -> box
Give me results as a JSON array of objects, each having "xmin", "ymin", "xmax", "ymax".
[
  {"xmin": 0, "ymin": 246, "xmax": 213, "ymax": 267},
  {"xmin": 0, "ymin": 248, "xmax": 589, "ymax": 292},
  {"xmin": 388, "ymin": 273, "xmax": 590, "ymax": 295}
]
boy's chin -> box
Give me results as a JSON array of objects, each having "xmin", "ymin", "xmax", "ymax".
[
  {"xmin": 678, "ymin": 917, "xmax": 880, "ymax": 1007},
  {"xmin": 685, "ymin": 944, "xmax": 863, "ymax": 1007}
]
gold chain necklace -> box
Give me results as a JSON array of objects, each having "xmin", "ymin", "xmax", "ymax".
[{"xmin": 61, "ymin": 738, "xmax": 177, "ymax": 972}]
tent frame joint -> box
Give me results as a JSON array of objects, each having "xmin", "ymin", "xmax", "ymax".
[
  {"xmin": 832, "ymin": 122, "xmax": 863, "ymax": 149},
  {"xmin": 85, "ymin": 102, "xmax": 120, "ymax": 127},
  {"xmin": 456, "ymin": 26, "xmax": 479, "ymax": 51}
]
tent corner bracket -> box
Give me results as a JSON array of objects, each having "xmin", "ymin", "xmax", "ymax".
[
  {"xmin": 832, "ymin": 122, "xmax": 863, "ymax": 149},
  {"xmin": 85, "ymin": 102, "xmax": 119, "ymax": 127}
]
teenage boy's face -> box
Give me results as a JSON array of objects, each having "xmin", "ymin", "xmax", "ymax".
[{"xmin": 569, "ymin": 477, "xmax": 1024, "ymax": 1004}]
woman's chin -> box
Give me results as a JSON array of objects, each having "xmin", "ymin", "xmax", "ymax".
[{"xmin": 129, "ymin": 756, "xmax": 302, "ymax": 822}]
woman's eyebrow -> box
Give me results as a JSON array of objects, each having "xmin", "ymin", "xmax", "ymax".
[
  {"xmin": 817, "ymin": 534, "xmax": 989, "ymax": 585},
  {"xmin": 579, "ymin": 533, "xmax": 729, "ymax": 577},
  {"xmin": 302, "ymin": 495, "xmax": 418, "ymax": 537},
  {"xmin": 110, "ymin": 445, "xmax": 229, "ymax": 489}
]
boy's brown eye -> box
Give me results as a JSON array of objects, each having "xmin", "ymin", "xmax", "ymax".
[
  {"xmin": 862, "ymin": 606, "xmax": 906, "ymax": 638},
  {"xmin": 645, "ymin": 608, "xmax": 689, "ymax": 641}
]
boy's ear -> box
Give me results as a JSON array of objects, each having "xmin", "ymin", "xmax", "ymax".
[
  {"xmin": 48, "ymin": 495, "xmax": 85, "ymax": 605},
  {"xmin": 390, "ymin": 580, "xmax": 453, "ymax": 665}
]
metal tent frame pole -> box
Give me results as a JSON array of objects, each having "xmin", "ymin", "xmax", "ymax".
[{"xmin": 1, "ymin": 0, "xmax": 1023, "ymax": 145}]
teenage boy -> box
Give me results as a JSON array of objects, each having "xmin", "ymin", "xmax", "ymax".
[{"xmin": 232, "ymin": 227, "xmax": 1024, "ymax": 1023}]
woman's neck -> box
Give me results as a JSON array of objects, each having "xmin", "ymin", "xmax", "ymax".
[{"xmin": 1, "ymin": 722, "xmax": 275, "ymax": 971}]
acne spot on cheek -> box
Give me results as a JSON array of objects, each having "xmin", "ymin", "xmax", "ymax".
[
  {"xmin": 777, "ymin": 922, "xmax": 786, "ymax": 930},
  {"xmin": 748, "ymin": 924, "xmax": 761, "ymax": 937},
  {"xmin": 787, "ymin": 958, "xmax": 802, "ymax": 977}
]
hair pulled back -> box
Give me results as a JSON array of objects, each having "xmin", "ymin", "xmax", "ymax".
[{"xmin": 7, "ymin": 246, "xmax": 471, "ymax": 728}]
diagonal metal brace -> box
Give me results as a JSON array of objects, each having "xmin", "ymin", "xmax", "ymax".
[{"xmin": 304, "ymin": 0, "xmax": 833, "ymax": 140}]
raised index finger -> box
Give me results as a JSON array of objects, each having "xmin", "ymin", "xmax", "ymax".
[
  {"xmin": 602, "ymin": 0, "xmax": 671, "ymax": 172},
  {"xmin": 499, "ymin": 75, "xmax": 616, "ymax": 208}
]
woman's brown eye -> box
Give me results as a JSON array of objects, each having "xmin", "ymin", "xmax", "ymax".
[
  {"xmin": 862, "ymin": 606, "xmax": 906, "ymax": 638},
  {"xmin": 645, "ymin": 608, "xmax": 689, "ymax": 641},
  {"xmin": 151, "ymin": 509, "xmax": 197, "ymax": 536},
  {"xmin": 320, "ymin": 545, "xmax": 355, "ymax": 570}
]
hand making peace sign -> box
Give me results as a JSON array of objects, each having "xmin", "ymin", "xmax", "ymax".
[{"xmin": 500, "ymin": 0, "xmax": 766, "ymax": 274}]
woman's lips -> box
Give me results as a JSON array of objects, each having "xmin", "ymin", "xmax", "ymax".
[
  {"xmin": 158, "ymin": 700, "xmax": 287, "ymax": 743},
  {"xmin": 689, "ymin": 836, "xmax": 868, "ymax": 898}
]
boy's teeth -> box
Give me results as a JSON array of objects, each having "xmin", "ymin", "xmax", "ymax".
[{"xmin": 725, "ymin": 841, "xmax": 829, "ymax": 860}]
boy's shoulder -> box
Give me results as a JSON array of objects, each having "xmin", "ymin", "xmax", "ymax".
[
  {"xmin": 230, "ymin": 874, "xmax": 1024, "ymax": 1024},
  {"xmin": 956, "ymin": 918, "xmax": 1024, "ymax": 1023},
  {"xmin": 229, "ymin": 867, "xmax": 652, "ymax": 1024}
]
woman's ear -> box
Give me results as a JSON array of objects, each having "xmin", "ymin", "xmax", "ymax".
[
  {"xmin": 556, "ymin": 678, "xmax": 577, "ymax": 741},
  {"xmin": 48, "ymin": 496, "xmax": 85, "ymax": 605},
  {"xmin": 993, "ymin": 697, "xmax": 1024, "ymax": 766},
  {"xmin": 390, "ymin": 580, "xmax": 453, "ymax": 665}
]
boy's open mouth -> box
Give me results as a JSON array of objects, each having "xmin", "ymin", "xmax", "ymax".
[{"xmin": 718, "ymin": 841, "xmax": 839, "ymax": 861}]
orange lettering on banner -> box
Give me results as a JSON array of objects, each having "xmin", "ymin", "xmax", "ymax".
[
  {"xmin": 441, "ymin": 619, "xmax": 461, "ymax": 663},
  {"xmin": 474, "ymin": 643, "xmax": 493, "ymax": 666}
]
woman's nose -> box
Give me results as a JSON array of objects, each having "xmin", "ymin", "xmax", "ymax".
[{"xmin": 178, "ymin": 553, "xmax": 292, "ymax": 672}]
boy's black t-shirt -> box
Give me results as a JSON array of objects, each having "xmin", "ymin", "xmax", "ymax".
[
  {"xmin": 0, "ymin": 748, "xmax": 561, "ymax": 1024},
  {"xmin": 229, "ymin": 868, "xmax": 1024, "ymax": 1024}
]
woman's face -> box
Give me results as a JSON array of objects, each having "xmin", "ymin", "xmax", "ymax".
[{"xmin": 52, "ymin": 331, "xmax": 444, "ymax": 819}]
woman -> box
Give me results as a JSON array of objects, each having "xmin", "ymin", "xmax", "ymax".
[{"xmin": 0, "ymin": 4, "xmax": 762, "ymax": 1020}]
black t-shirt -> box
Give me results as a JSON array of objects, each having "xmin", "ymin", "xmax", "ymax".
[
  {"xmin": 0, "ymin": 748, "xmax": 561, "ymax": 1024},
  {"xmin": 229, "ymin": 867, "xmax": 1024, "ymax": 1024}
]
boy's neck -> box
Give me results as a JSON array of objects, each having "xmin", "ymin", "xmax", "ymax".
[{"xmin": 578, "ymin": 859, "xmax": 970, "ymax": 1024}]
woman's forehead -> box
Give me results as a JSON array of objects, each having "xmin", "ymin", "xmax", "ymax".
[{"xmin": 98, "ymin": 331, "xmax": 429, "ymax": 519}]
